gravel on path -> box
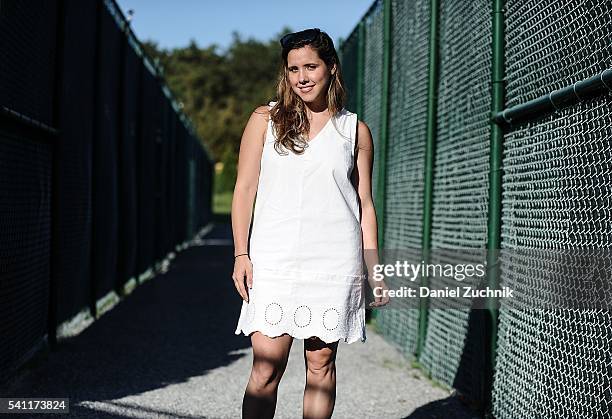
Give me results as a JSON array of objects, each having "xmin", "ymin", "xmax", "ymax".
[{"xmin": 1, "ymin": 223, "xmax": 480, "ymax": 419}]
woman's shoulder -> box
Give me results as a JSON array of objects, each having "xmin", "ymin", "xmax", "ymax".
[
  {"xmin": 339, "ymin": 106, "xmax": 366, "ymax": 129},
  {"xmin": 254, "ymin": 101, "xmax": 278, "ymax": 119},
  {"xmin": 338, "ymin": 108, "xmax": 364, "ymax": 127},
  {"xmin": 339, "ymin": 108, "xmax": 360, "ymax": 130},
  {"xmin": 355, "ymin": 118, "xmax": 372, "ymax": 148},
  {"xmin": 252, "ymin": 102, "xmax": 274, "ymax": 122},
  {"xmin": 265, "ymin": 101, "xmax": 277, "ymax": 113}
]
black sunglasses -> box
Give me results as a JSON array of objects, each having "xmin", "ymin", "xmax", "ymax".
[{"xmin": 280, "ymin": 28, "xmax": 321, "ymax": 49}]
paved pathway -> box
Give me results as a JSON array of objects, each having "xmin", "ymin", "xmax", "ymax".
[{"xmin": 2, "ymin": 222, "xmax": 479, "ymax": 418}]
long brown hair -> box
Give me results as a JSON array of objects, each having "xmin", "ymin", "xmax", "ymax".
[{"xmin": 267, "ymin": 29, "xmax": 347, "ymax": 155}]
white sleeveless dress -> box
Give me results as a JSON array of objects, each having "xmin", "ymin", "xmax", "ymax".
[{"xmin": 234, "ymin": 101, "xmax": 367, "ymax": 344}]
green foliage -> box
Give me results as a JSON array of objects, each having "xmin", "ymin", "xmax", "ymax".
[
  {"xmin": 216, "ymin": 147, "xmax": 238, "ymax": 194},
  {"xmin": 213, "ymin": 190, "xmax": 233, "ymax": 215},
  {"xmin": 140, "ymin": 27, "xmax": 294, "ymax": 170}
]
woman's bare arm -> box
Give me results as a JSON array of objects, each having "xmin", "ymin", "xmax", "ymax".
[
  {"xmin": 352, "ymin": 120, "xmax": 378, "ymax": 251},
  {"xmin": 231, "ymin": 105, "xmax": 269, "ymax": 301},
  {"xmin": 352, "ymin": 120, "xmax": 389, "ymax": 307}
]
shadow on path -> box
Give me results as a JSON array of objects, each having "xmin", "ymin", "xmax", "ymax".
[
  {"xmin": 1, "ymin": 221, "xmax": 245, "ymax": 418},
  {"xmin": 404, "ymin": 394, "xmax": 482, "ymax": 419}
]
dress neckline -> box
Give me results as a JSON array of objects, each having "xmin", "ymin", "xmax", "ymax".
[
  {"xmin": 266, "ymin": 103, "xmax": 346, "ymax": 145},
  {"xmin": 306, "ymin": 114, "xmax": 333, "ymax": 144},
  {"xmin": 307, "ymin": 108, "xmax": 344, "ymax": 144}
]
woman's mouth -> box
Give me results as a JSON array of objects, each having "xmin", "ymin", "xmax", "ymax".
[{"xmin": 299, "ymin": 86, "xmax": 314, "ymax": 93}]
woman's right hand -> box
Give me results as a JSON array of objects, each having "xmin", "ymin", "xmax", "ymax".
[{"xmin": 232, "ymin": 254, "xmax": 253, "ymax": 302}]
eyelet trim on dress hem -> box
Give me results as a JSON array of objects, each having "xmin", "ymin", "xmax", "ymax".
[
  {"xmin": 235, "ymin": 325, "xmax": 367, "ymax": 344},
  {"xmin": 235, "ymin": 305, "xmax": 367, "ymax": 344}
]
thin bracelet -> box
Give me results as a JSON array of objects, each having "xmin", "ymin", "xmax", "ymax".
[{"xmin": 234, "ymin": 253, "xmax": 249, "ymax": 258}]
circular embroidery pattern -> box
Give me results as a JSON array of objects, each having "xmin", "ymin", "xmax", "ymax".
[
  {"xmin": 293, "ymin": 305, "xmax": 312, "ymax": 328},
  {"xmin": 265, "ymin": 302, "xmax": 283, "ymax": 325},
  {"xmin": 322, "ymin": 308, "xmax": 340, "ymax": 331}
]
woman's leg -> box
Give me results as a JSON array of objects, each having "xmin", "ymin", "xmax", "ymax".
[
  {"xmin": 242, "ymin": 331, "xmax": 294, "ymax": 419},
  {"xmin": 302, "ymin": 337, "xmax": 339, "ymax": 419}
]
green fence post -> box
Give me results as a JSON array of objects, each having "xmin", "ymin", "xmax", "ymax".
[
  {"xmin": 486, "ymin": 0, "xmax": 505, "ymax": 406},
  {"xmin": 372, "ymin": 0, "xmax": 391, "ymax": 322},
  {"xmin": 356, "ymin": 21, "xmax": 365, "ymax": 119},
  {"xmin": 376, "ymin": 0, "xmax": 392, "ymax": 250},
  {"xmin": 416, "ymin": 0, "xmax": 440, "ymax": 359},
  {"xmin": 356, "ymin": 19, "xmax": 380, "ymax": 323}
]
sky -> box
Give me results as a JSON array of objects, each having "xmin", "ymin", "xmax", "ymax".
[{"xmin": 115, "ymin": 0, "xmax": 374, "ymax": 53}]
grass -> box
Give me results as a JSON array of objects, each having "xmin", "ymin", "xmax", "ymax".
[
  {"xmin": 370, "ymin": 317, "xmax": 452, "ymax": 392},
  {"xmin": 213, "ymin": 191, "xmax": 233, "ymax": 214}
]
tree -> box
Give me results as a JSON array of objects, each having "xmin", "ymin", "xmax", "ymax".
[{"xmin": 140, "ymin": 29, "xmax": 292, "ymax": 167}]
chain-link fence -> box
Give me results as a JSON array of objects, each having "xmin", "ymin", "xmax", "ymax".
[
  {"xmin": 0, "ymin": 0, "xmax": 213, "ymax": 386},
  {"xmin": 340, "ymin": 0, "xmax": 612, "ymax": 417}
]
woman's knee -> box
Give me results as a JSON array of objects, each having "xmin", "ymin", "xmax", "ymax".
[
  {"xmin": 249, "ymin": 332, "xmax": 292, "ymax": 390},
  {"xmin": 305, "ymin": 356, "xmax": 335, "ymax": 376},
  {"xmin": 250, "ymin": 360, "xmax": 285, "ymax": 390},
  {"xmin": 304, "ymin": 339, "xmax": 338, "ymax": 376}
]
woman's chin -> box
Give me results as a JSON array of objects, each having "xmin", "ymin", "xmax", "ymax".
[
  {"xmin": 296, "ymin": 89, "xmax": 315, "ymax": 98},
  {"xmin": 298, "ymin": 93, "xmax": 320, "ymax": 103}
]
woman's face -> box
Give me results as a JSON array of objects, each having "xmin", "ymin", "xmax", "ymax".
[{"xmin": 286, "ymin": 45, "xmax": 335, "ymax": 104}]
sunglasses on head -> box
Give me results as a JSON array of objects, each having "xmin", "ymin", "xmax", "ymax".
[{"xmin": 280, "ymin": 28, "xmax": 321, "ymax": 49}]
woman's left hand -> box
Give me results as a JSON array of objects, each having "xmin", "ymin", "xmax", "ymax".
[{"xmin": 368, "ymin": 276, "xmax": 390, "ymax": 307}]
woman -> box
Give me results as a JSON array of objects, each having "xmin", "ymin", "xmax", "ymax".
[{"xmin": 231, "ymin": 28, "xmax": 390, "ymax": 419}]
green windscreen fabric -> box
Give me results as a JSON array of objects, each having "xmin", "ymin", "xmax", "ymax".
[
  {"xmin": 0, "ymin": 134, "xmax": 52, "ymax": 385},
  {"xmin": 339, "ymin": 28, "xmax": 360, "ymax": 115},
  {"xmin": 0, "ymin": 0, "xmax": 213, "ymax": 388},
  {"xmin": 492, "ymin": 0, "xmax": 612, "ymax": 417},
  {"xmin": 375, "ymin": 0, "xmax": 431, "ymax": 358},
  {"xmin": 419, "ymin": 0, "xmax": 491, "ymax": 392},
  {"xmin": 361, "ymin": 0, "xmax": 383, "ymax": 202}
]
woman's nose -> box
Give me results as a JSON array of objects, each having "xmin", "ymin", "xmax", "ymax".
[{"xmin": 299, "ymin": 70, "xmax": 309, "ymax": 83}]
